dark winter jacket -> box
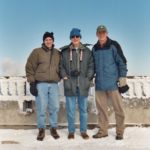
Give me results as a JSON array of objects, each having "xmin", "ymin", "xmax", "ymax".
[
  {"xmin": 92, "ymin": 37, "xmax": 127, "ymax": 91},
  {"xmin": 26, "ymin": 44, "xmax": 61, "ymax": 83},
  {"xmin": 60, "ymin": 43, "xmax": 94, "ymax": 96}
]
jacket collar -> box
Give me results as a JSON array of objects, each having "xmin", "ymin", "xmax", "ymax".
[
  {"xmin": 94, "ymin": 37, "xmax": 112, "ymax": 50},
  {"xmin": 42, "ymin": 43, "xmax": 54, "ymax": 52},
  {"xmin": 69, "ymin": 42, "xmax": 85, "ymax": 51}
]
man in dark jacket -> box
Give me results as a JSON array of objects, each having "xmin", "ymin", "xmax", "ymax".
[
  {"xmin": 92, "ymin": 25, "xmax": 128, "ymax": 140},
  {"xmin": 26, "ymin": 32, "xmax": 60, "ymax": 141},
  {"xmin": 60, "ymin": 28, "xmax": 94, "ymax": 139}
]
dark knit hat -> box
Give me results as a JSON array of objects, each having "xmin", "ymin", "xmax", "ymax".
[
  {"xmin": 43, "ymin": 32, "xmax": 54, "ymax": 41},
  {"xmin": 70, "ymin": 28, "xmax": 82, "ymax": 39}
]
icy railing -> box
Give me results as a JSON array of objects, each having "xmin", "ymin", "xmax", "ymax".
[
  {"xmin": 122, "ymin": 76, "xmax": 150, "ymax": 99},
  {"xmin": 0, "ymin": 76, "xmax": 150, "ymax": 114},
  {"xmin": 1, "ymin": 76, "xmax": 150, "ymax": 100},
  {"xmin": 0, "ymin": 77, "xmax": 34, "ymax": 113}
]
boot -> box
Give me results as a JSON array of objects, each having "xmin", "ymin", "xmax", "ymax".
[
  {"xmin": 37, "ymin": 128, "xmax": 45, "ymax": 141},
  {"xmin": 93, "ymin": 130, "xmax": 108, "ymax": 139},
  {"xmin": 116, "ymin": 133, "xmax": 123, "ymax": 140},
  {"xmin": 50, "ymin": 128, "xmax": 60, "ymax": 139},
  {"xmin": 81, "ymin": 132, "xmax": 89, "ymax": 140},
  {"xmin": 68, "ymin": 133, "xmax": 75, "ymax": 139}
]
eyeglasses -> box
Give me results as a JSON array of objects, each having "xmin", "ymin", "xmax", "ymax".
[{"xmin": 71, "ymin": 36, "xmax": 80, "ymax": 39}]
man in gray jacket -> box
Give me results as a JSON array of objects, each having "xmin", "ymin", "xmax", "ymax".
[{"xmin": 60, "ymin": 28, "xmax": 94, "ymax": 139}]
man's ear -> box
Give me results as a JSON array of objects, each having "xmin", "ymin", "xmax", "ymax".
[
  {"xmin": 96, "ymin": 32, "xmax": 99, "ymax": 37},
  {"xmin": 106, "ymin": 32, "xmax": 108, "ymax": 36}
]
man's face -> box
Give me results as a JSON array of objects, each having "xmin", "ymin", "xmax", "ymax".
[
  {"xmin": 44, "ymin": 37, "xmax": 54, "ymax": 48},
  {"xmin": 71, "ymin": 36, "xmax": 81, "ymax": 46},
  {"xmin": 97, "ymin": 31, "xmax": 108, "ymax": 42}
]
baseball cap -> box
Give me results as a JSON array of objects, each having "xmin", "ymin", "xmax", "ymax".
[{"xmin": 96, "ymin": 25, "xmax": 107, "ymax": 33}]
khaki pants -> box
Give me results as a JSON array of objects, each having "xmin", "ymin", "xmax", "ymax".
[{"xmin": 96, "ymin": 90, "xmax": 125, "ymax": 135}]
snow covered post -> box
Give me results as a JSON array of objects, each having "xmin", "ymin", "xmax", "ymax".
[
  {"xmin": 0, "ymin": 78, "xmax": 9, "ymax": 96},
  {"xmin": 9, "ymin": 80, "xmax": 17, "ymax": 96}
]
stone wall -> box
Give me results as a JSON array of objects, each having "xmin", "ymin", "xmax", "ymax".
[{"xmin": 0, "ymin": 76, "xmax": 150, "ymax": 125}]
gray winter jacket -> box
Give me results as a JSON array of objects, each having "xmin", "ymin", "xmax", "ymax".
[{"xmin": 60, "ymin": 43, "xmax": 94, "ymax": 96}]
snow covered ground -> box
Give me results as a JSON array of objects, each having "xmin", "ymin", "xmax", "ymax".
[{"xmin": 0, "ymin": 127, "xmax": 150, "ymax": 150}]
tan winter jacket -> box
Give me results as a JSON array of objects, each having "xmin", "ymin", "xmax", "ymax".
[{"xmin": 26, "ymin": 44, "xmax": 61, "ymax": 83}]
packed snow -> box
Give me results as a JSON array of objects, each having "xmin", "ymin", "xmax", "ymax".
[{"xmin": 0, "ymin": 127, "xmax": 150, "ymax": 150}]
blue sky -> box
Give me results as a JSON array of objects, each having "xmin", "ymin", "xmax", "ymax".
[{"xmin": 0, "ymin": 0, "xmax": 150, "ymax": 76}]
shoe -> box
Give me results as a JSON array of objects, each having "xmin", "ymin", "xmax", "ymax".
[
  {"xmin": 93, "ymin": 130, "xmax": 108, "ymax": 139},
  {"xmin": 50, "ymin": 128, "xmax": 60, "ymax": 139},
  {"xmin": 81, "ymin": 132, "xmax": 89, "ymax": 140},
  {"xmin": 116, "ymin": 134, "xmax": 123, "ymax": 140},
  {"xmin": 37, "ymin": 128, "xmax": 45, "ymax": 141},
  {"xmin": 68, "ymin": 133, "xmax": 75, "ymax": 139}
]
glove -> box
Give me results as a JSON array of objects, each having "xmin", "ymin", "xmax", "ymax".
[
  {"xmin": 118, "ymin": 77, "xmax": 129, "ymax": 93},
  {"xmin": 30, "ymin": 82, "xmax": 38, "ymax": 96},
  {"xmin": 118, "ymin": 85, "xmax": 129, "ymax": 93}
]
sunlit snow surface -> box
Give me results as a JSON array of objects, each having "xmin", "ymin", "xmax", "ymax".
[{"xmin": 0, "ymin": 127, "xmax": 150, "ymax": 150}]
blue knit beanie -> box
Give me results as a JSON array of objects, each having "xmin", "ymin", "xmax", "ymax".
[{"xmin": 70, "ymin": 28, "xmax": 82, "ymax": 39}]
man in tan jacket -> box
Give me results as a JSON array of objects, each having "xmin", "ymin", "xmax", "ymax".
[{"xmin": 26, "ymin": 32, "xmax": 60, "ymax": 141}]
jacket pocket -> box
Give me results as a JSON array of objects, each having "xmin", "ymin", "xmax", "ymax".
[
  {"xmin": 36, "ymin": 63, "xmax": 48, "ymax": 73},
  {"xmin": 49, "ymin": 66, "xmax": 60, "ymax": 82},
  {"xmin": 80, "ymin": 77, "xmax": 90, "ymax": 90},
  {"xmin": 64, "ymin": 79, "xmax": 71, "ymax": 90}
]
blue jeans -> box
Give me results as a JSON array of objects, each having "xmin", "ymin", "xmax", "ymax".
[
  {"xmin": 35, "ymin": 82, "xmax": 59, "ymax": 129},
  {"xmin": 66, "ymin": 88, "xmax": 88, "ymax": 133}
]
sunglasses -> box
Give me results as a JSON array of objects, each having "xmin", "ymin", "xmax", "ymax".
[{"xmin": 71, "ymin": 36, "xmax": 80, "ymax": 39}]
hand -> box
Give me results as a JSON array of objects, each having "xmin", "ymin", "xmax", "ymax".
[
  {"xmin": 30, "ymin": 82, "xmax": 38, "ymax": 96},
  {"xmin": 64, "ymin": 76, "xmax": 68, "ymax": 80},
  {"xmin": 119, "ymin": 77, "xmax": 127, "ymax": 87},
  {"xmin": 118, "ymin": 77, "xmax": 129, "ymax": 93}
]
